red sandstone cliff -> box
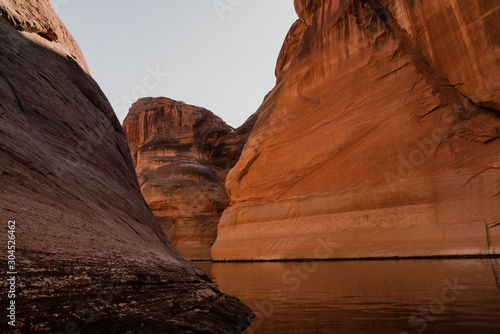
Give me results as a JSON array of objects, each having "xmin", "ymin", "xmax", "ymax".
[
  {"xmin": 212, "ymin": 0, "xmax": 500, "ymax": 260},
  {"xmin": 123, "ymin": 97, "xmax": 256, "ymax": 259},
  {"xmin": 0, "ymin": 1, "xmax": 252, "ymax": 332}
]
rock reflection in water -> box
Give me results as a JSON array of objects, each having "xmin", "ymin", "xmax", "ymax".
[{"xmin": 195, "ymin": 259, "xmax": 500, "ymax": 333}]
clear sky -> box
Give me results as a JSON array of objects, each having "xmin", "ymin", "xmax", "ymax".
[{"xmin": 54, "ymin": 0, "xmax": 298, "ymax": 127}]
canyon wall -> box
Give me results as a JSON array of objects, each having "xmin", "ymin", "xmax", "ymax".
[
  {"xmin": 0, "ymin": 1, "xmax": 252, "ymax": 332},
  {"xmin": 123, "ymin": 98, "xmax": 256, "ymax": 260},
  {"xmin": 212, "ymin": 0, "xmax": 500, "ymax": 260}
]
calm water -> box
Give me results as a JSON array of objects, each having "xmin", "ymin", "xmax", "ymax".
[{"xmin": 195, "ymin": 259, "xmax": 500, "ymax": 334}]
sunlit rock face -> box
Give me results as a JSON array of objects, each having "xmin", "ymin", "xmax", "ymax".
[
  {"xmin": 123, "ymin": 97, "xmax": 257, "ymax": 259},
  {"xmin": 212, "ymin": 0, "xmax": 500, "ymax": 260},
  {"xmin": 0, "ymin": 1, "xmax": 253, "ymax": 332}
]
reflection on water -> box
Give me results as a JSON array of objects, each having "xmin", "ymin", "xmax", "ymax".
[{"xmin": 195, "ymin": 259, "xmax": 500, "ymax": 333}]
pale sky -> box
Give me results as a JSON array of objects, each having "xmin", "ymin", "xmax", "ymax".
[{"xmin": 54, "ymin": 0, "xmax": 298, "ymax": 127}]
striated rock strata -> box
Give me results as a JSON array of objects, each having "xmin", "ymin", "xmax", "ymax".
[
  {"xmin": 0, "ymin": 0, "xmax": 253, "ymax": 332},
  {"xmin": 212, "ymin": 0, "xmax": 500, "ymax": 260},
  {"xmin": 123, "ymin": 97, "xmax": 256, "ymax": 260}
]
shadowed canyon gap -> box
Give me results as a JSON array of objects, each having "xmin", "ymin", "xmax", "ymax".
[
  {"xmin": 0, "ymin": 0, "xmax": 253, "ymax": 332},
  {"xmin": 210, "ymin": 0, "xmax": 500, "ymax": 260}
]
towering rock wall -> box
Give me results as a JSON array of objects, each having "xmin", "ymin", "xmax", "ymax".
[
  {"xmin": 123, "ymin": 97, "xmax": 256, "ymax": 260},
  {"xmin": 212, "ymin": 0, "xmax": 500, "ymax": 260},
  {"xmin": 0, "ymin": 0, "xmax": 252, "ymax": 332}
]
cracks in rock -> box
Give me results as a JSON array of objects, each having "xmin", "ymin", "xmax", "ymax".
[
  {"xmin": 489, "ymin": 190, "xmax": 500, "ymax": 200},
  {"xmin": 451, "ymin": 82, "xmax": 465, "ymax": 88},
  {"xmin": 236, "ymin": 153, "xmax": 261, "ymax": 183},
  {"xmin": 37, "ymin": 72, "xmax": 59, "ymax": 94},
  {"xmin": 417, "ymin": 104, "xmax": 447, "ymax": 122},
  {"xmin": 483, "ymin": 136, "xmax": 500, "ymax": 144},
  {"xmin": 374, "ymin": 0, "xmax": 500, "ymax": 146},
  {"xmin": 463, "ymin": 166, "xmax": 500, "ymax": 187},
  {"xmin": 415, "ymin": 26, "xmax": 426, "ymax": 42},
  {"xmin": 36, "ymin": 30, "xmax": 57, "ymax": 42},
  {"xmin": 376, "ymin": 61, "xmax": 411, "ymax": 81},
  {"xmin": 372, "ymin": 5, "xmax": 448, "ymax": 99},
  {"xmin": 385, "ymin": 15, "xmax": 454, "ymax": 103},
  {"xmin": 0, "ymin": 8, "xmax": 58, "ymax": 42},
  {"xmin": 489, "ymin": 222, "xmax": 500, "ymax": 229},
  {"xmin": 389, "ymin": 45, "xmax": 402, "ymax": 62},
  {"xmin": 405, "ymin": 76, "xmax": 425, "ymax": 104},
  {"xmin": 484, "ymin": 220, "xmax": 500, "ymax": 289},
  {"xmin": 405, "ymin": 77, "xmax": 424, "ymax": 94},
  {"xmin": 485, "ymin": 220, "xmax": 493, "ymax": 252},
  {"xmin": 119, "ymin": 218, "xmax": 149, "ymax": 244}
]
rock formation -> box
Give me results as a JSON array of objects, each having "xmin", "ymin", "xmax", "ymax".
[
  {"xmin": 123, "ymin": 97, "xmax": 257, "ymax": 260},
  {"xmin": 212, "ymin": 0, "xmax": 500, "ymax": 260},
  {"xmin": 0, "ymin": 0, "xmax": 252, "ymax": 332}
]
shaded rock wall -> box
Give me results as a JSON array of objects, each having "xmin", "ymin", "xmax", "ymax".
[
  {"xmin": 123, "ymin": 97, "xmax": 256, "ymax": 260},
  {"xmin": 0, "ymin": 0, "xmax": 252, "ymax": 332},
  {"xmin": 212, "ymin": 0, "xmax": 500, "ymax": 260}
]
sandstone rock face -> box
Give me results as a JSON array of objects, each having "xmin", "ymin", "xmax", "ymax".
[
  {"xmin": 212, "ymin": 0, "xmax": 500, "ymax": 260},
  {"xmin": 0, "ymin": 0, "xmax": 88, "ymax": 72},
  {"xmin": 0, "ymin": 1, "xmax": 252, "ymax": 332},
  {"xmin": 123, "ymin": 97, "xmax": 256, "ymax": 260}
]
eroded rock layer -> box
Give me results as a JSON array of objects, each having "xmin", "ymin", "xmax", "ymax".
[
  {"xmin": 123, "ymin": 97, "xmax": 256, "ymax": 259},
  {"xmin": 0, "ymin": 0, "xmax": 252, "ymax": 332},
  {"xmin": 212, "ymin": 0, "xmax": 500, "ymax": 260}
]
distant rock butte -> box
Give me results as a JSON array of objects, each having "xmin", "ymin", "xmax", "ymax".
[
  {"xmin": 212, "ymin": 0, "xmax": 500, "ymax": 260},
  {"xmin": 0, "ymin": 0, "xmax": 252, "ymax": 332},
  {"xmin": 123, "ymin": 97, "xmax": 257, "ymax": 260}
]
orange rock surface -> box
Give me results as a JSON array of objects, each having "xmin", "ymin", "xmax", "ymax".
[
  {"xmin": 123, "ymin": 97, "xmax": 256, "ymax": 259},
  {"xmin": 212, "ymin": 0, "xmax": 500, "ymax": 260}
]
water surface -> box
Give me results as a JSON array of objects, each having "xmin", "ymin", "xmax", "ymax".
[{"xmin": 195, "ymin": 259, "xmax": 500, "ymax": 333}]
